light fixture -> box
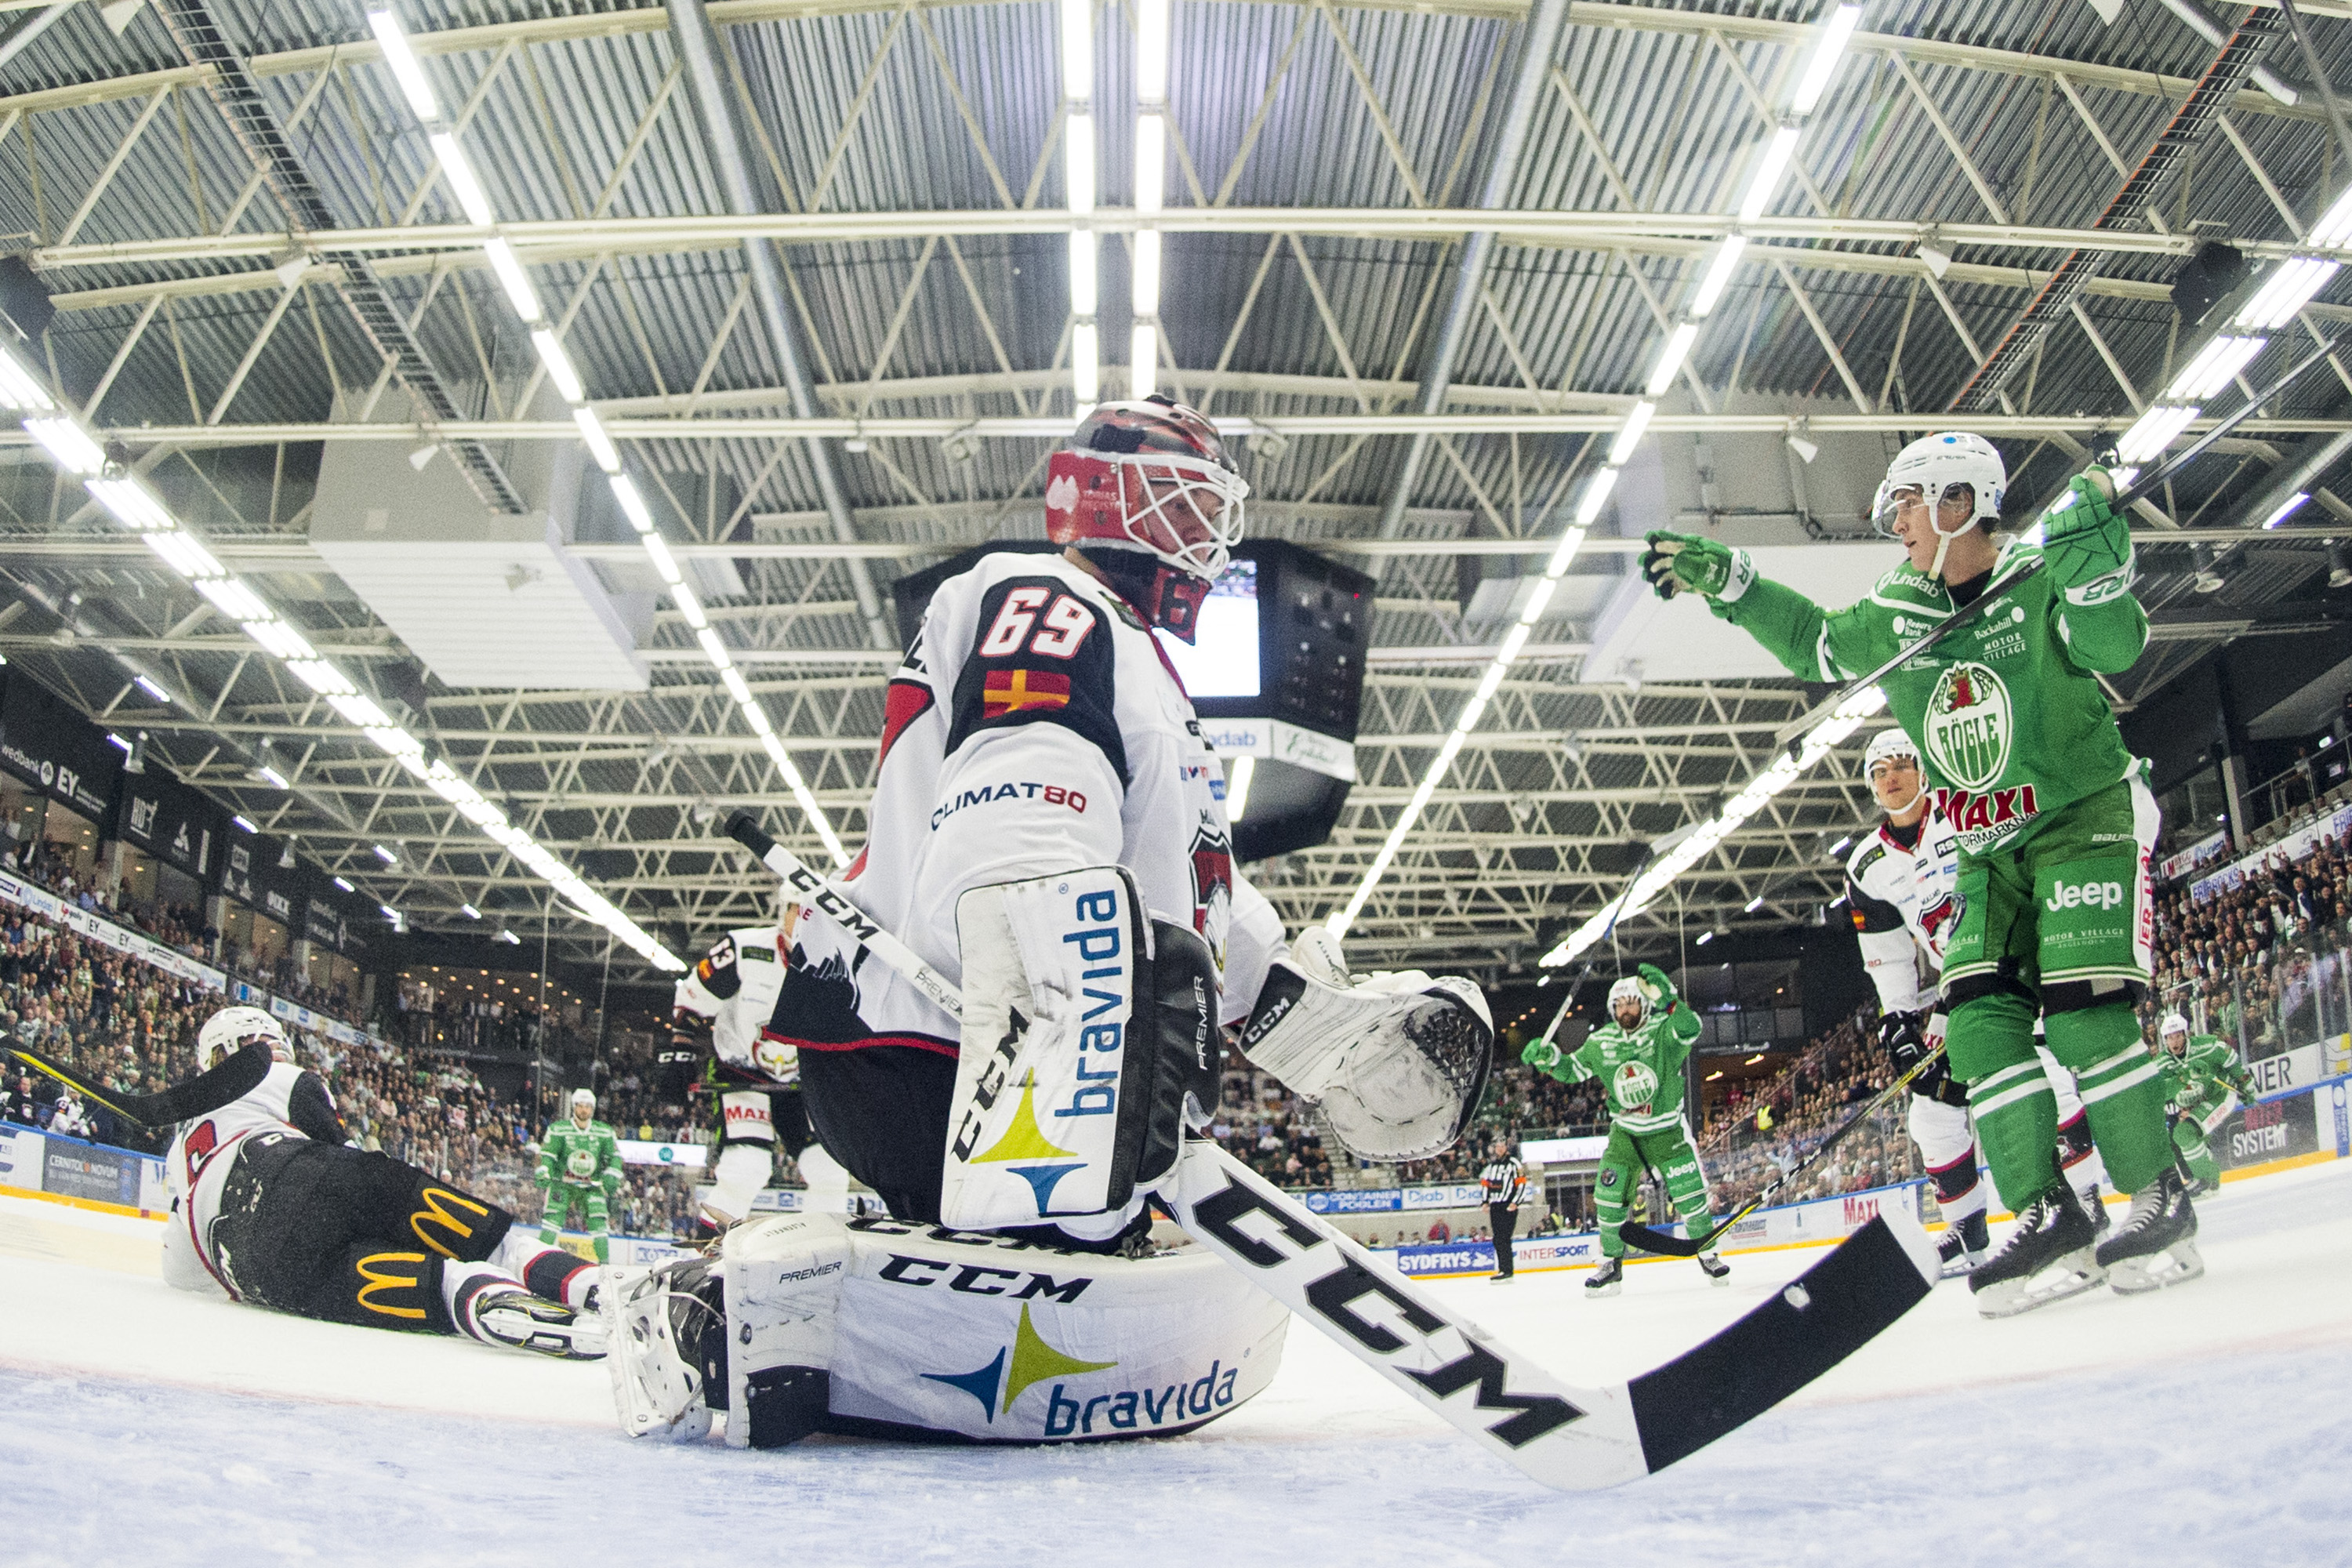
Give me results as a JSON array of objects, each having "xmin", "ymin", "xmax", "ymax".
[
  {"xmin": 1827, "ymin": 834, "xmax": 1853, "ymax": 856},
  {"xmin": 407, "ymin": 442, "xmax": 438, "ymax": 472},
  {"xmin": 461, "ymin": 902, "xmax": 481, "ymax": 920},
  {"xmin": 1690, "ymin": 236, "xmax": 1746, "ymax": 316},
  {"xmin": 232, "ymin": 814, "xmax": 257, "ymax": 833},
  {"xmin": 258, "ymin": 764, "xmax": 289, "ymax": 789},
  {"xmin": 481, "ymin": 238, "xmax": 543, "ymax": 322},
  {"xmin": 278, "ymin": 839, "xmax": 296, "ymax": 869},
  {"xmin": 1226, "ymin": 755, "xmax": 1255, "ymax": 823},
  {"xmin": 2192, "ymin": 543, "xmax": 2224, "ymax": 593},
  {"xmin": 1744, "ymin": 894, "xmax": 1765, "ymax": 913},
  {"xmin": 2330, "ymin": 543, "xmax": 2352, "ymax": 589},
  {"xmin": 1073, "ymin": 321, "xmax": 1100, "ymax": 407},
  {"xmin": 0, "ymin": 344, "xmax": 56, "ymax": 412},
  {"xmin": 366, "ymin": 9, "xmax": 441, "ymax": 121},
  {"xmin": 1918, "ymin": 242, "xmax": 1953, "ymax": 279},
  {"xmin": 2233, "ymin": 257, "xmax": 2339, "ymax": 331},
  {"xmin": 24, "ymin": 416, "xmax": 107, "ymax": 475},
  {"xmin": 531, "ymin": 329, "xmax": 584, "ymax": 402},
  {"xmin": 2114, "ymin": 402, "xmax": 2199, "ymax": 466},
  {"xmin": 1788, "ymin": 5, "xmax": 1861, "ymax": 114},
  {"xmin": 1736, "ymin": 125, "xmax": 1800, "ymax": 222},
  {"xmin": 85, "ymin": 475, "xmax": 173, "ymax": 531},
  {"xmin": 133, "ymin": 673, "xmax": 169, "ymax": 702},
  {"xmin": 2259, "ymin": 492, "xmax": 2310, "ymax": 530},
  {"xmin": 334, "ymin": 876, "xmax": 355, "ymax": 891},
  {"xmin": 373, "ymin": 842, "xmax": 398, "ymax": 864},
  {"xmin": 573, "ymin": 406, "xmax": 621, "ymax": 472},
  {"xmin": 1644, "ymin": 322, "xmax": 1698, "ymax": 397},
  {"xmin": 1745, "ymin": 1053, "xmax": 1766, "ymax": 1065},
  {"xmin": 1695, "ymin": 930, "xmax": 1715, "ymax": 946},
  {"xmin": 1786, "ymin": 431, "xmax": 1820, "ymax": 464},
  {"xmin": 2163, "ymin": 334, "xmax": 2267, "ymax": 401},
  {"xmin": 1608, "ymin": 401, "xmax": 1657, "ymax": 466}
]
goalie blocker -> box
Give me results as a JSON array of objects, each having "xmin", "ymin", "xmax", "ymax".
[{"xmin": 607, "ymin": 1211, "xmax": 1288, "ymax": 1447}]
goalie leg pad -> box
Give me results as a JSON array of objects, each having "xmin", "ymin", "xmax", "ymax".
[
  {"xmin": 943, "ymin": 866, "xmax": 1167, "ymax": 1231},
  {"xmin": 1236, "ymin": 962, "xmax": 1494, "ymax": 1162}
]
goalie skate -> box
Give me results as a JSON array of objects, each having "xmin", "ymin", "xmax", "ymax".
[
  {"xmin": 1936, "ymin": 1211, "xmax": 1990, "ymax": 1279},
  {"xmin": 1968, "ymin": 1185, "xmax": 2106, "ymax": 1319}
]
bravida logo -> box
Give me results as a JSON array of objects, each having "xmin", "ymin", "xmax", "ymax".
[{"xmin": 2044, "ymin": 879, "xmax": 2125, "ymax": 913}]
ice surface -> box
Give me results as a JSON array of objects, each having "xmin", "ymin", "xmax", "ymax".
[{"xmin": 5, "ymin": 1164, "xmax": 2351, "ymax": 1566}]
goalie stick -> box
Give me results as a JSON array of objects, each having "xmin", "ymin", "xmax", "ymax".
[
  {"xmin": 721, "ymin": 811, "xmax": 1940, "ymax": 1490},
  {"xmin": 5, "ymin": 1039, "xmax": 270, "ymax": 1127},
  {"xmin": 1616, "ymin": 1044, "xmax": 1951, "ymax": 1259}
]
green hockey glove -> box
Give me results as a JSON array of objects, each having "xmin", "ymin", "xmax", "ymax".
[
  {"xmin": 2040, "ymin": 471, "xmax": 2133, "ymax": 605},
  {"xmin": 1521, "ymin": 1036, "xmax": 1562, "ymax": 1072},
  {"xmin": 1636, "ymin": 961, "xmax": 1679, "ymax": 1010},
  {"xmin": 1642, "ymin": 532, "xmax": 1755, "ymax": 603}
]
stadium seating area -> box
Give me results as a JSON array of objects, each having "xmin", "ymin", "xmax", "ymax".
[{"xmin": 3, "ymin": 793, "xmax": 2348, "ymax": 1246}]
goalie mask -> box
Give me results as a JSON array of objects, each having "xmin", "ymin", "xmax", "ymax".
[
  {"xmin": 1871, "ymin": 431, "xmax": 2005, "ymax": 580},
  {"xmin": 198, "ymin": 1005, "xmax": 289, "ymax": 1069},
  {"xmin": 1607, "ymin": 975, "xmax": 1651, "ymax": 1030},
  {"xmin": 1044, "ymin": 395, "xmax": 1248, "ymax": 643},
  {"xmin": 1861, "ymin": 728, "xmax": 1927, "ymax": 817}
]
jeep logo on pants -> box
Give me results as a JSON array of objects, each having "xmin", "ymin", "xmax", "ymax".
[{"xmin": 2045, "ymin": 879, "xmax": 2125, "ymax": 912}]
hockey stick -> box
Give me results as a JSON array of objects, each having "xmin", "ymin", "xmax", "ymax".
[
  {"xmin": 1615, "ymin": 1043, "xmax": 1949, "ymax": 1258},
  {"xmin": 723, "ymin": 810, "xmax": 964, "ymax": 1021},
  {"xmin": 1770, "ymin": 328, "xmax": 2350, "ymax": 747},
  {"xmin": 721, "ymin": 812, "xmax": 1940, "ymax": 1490},
  {"xmin": 5, "ymin": 1039, "xmax": 270, "ymax": 1127}
]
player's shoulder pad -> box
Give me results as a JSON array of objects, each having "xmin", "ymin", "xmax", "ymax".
[
  {"xmin": 1845, "ymin": 835, "xmax": 1889, "ymax": 881},
  {"xmin": 945, "ymin": 566, "xmax": 1129, "ymax": 781}
]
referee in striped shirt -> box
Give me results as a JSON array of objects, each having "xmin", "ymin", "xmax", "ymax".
[{"xmin": 1479, "ymin": 1139, "xmax": 1526, "ymax": 1282}]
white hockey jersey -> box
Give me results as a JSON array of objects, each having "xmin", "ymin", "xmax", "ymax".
[
  {"xmin": 161, "ymin": 1059, "xmax": 343, "ymax": 1298},
  {"xmin": 1843, "ymin": 808, "xmax": 1964, "ymax": 1015},
  {"xmin": 771, "ymin": 550, "xmax": 1287, "ymax": 1056},
  {"xmin": 675, "ymin": 924, "xmax": 797, "ymax": 1083}
]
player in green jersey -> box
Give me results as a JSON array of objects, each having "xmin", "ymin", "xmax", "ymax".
[
  {"xmin": 2155, "ymin": 1012, "xmax": 2254, "ymax": 1203},
  {"xmin": 1642, "ymin": 432, "xmax": 2192, "ymax": 1314},
  {"xmin": 1523, "ymin": 963, "xmax": 1730, "ymax": 1295},
  {"xmin": 537, "ymin": 1087, "xmax": 624, "ymax": 1262}
]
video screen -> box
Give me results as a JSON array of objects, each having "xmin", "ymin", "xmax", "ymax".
[{"xmin": 1156, "ymin": 558, "xmax": 1261, "ymax": 697}]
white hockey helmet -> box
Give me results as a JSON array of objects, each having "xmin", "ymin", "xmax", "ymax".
[
  {"xmin": 571, "ymin": 1087, "xmax": 597, "ymax": 1114},
  {"xmin": 198, "ymin": 1005, "xmax": 289, "ymax": 1069},
  {"xmin": 1872, "ymin": 432, "xmax": 2005, "ymax": 578},
  {"xmin": 2160, "ymin": 1012, "xmax": 2190, "ymax": 1040},
  {"xmin": 1607, "ymin": 974, "xmax": 1651, "ymax": 1028},
  {"xmin": 1862, "ymin": 728, "xmax": 1927, "ymax": 814}
]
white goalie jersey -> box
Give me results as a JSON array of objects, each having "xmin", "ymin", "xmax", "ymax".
[
  {"xmin": 675, "ymin": 924, "xmax": 797, "ymax": 1083},
  {"xmin": 161, "ymin": 1059, "xmax": 344, "ymax": 1297},
  {"xmin": 770, "ymin": 550, "xmax": 1287, "ymax": 1056},
  {"xmin": 1843, "ymin": 808, "xmax": 1963, "ymax": 1015}
]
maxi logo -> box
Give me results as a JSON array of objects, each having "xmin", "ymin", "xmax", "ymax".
[
  {"xmin": 1186, "ymin": 1169, "xmax": 1584, "ymax": 1449},
  {"xmin": 920, "ymin": 1301, "xmax": 1116, "ymax": 1421}
]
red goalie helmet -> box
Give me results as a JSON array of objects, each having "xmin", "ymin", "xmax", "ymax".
[{"xmin": 1044, "ymin": 395, "xmax": 1248, "ymax": 642}]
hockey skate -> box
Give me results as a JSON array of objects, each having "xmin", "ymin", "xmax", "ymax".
[
  {"xmin": 463, "ymin": 1283, "xmax": 608, "ymax": 1359},
  {"xmin": 2098, "ymin": 1167, "xmax": 2202, "ymax": 1296},
  {"xmin": 1935, "ymin": 1210, "xmax": 1990, "ymax": 1278},
  {"xmin": 1584, "ymin": 1256, "xmax": 1623, "ymax": 1297},
  {"xmin": 1967, "ymin": 1185, "xmax": 2106, "ymax": 1319},
  {"xmin": 1696, "ymin": 1252, "xmax": 1730, "ymax": 1285}
]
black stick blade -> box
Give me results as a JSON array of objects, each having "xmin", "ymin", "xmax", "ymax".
[
  {"xmin": 1626, "ymin": 1215, "xmax": 1936, "ymax": 1474},
  {"xmin": 1616, "ymin": 1219, "xmax": 1705, "ymax": 1258},
  {"xmin": 9, "ymin": 1040, "xmax": 271, "ymax": 1128}
]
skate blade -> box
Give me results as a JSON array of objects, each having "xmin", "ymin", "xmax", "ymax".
[
  {"xmin": 1584, "ymin": 1283, "xmax": 1622, "ymax": 1298},
  {"xmin": 2109, "ymin": 1241, "xmax": 2204, "ymax": 1297},
  {"xmin": 1937, "ymin": 1252, "xmax": 1986, "ymax": 1280},
  {"xmin": 480, "ymin": 1303, "xmax": 606, "ymax": 1360},
  {"xmin": 1973, "ymin": 1249, "xmax": 2107, "ymax": 1319}
]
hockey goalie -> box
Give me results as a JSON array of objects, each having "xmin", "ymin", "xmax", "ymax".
[{"xmin": 609, "ymin": 398, "xmax": 1496, "ymax": 1449}]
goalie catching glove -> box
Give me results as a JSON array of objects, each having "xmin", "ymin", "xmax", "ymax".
[{"xmin": 1235, "ymin": 935, "xmax": 1494, "ymax": 1163}]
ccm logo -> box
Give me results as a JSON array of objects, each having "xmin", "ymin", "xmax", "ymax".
[
  {"xmin": 2045, "ymin": 880, "xmax": 2125, "ymax": 912},
  {"xmin": 876, "ymin": 1254, "xmax": 1091, "ymax": 1302}
]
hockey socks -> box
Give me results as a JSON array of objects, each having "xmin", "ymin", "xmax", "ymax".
[
  {"xmin": 492, "ymin": 1232, "xmax": 602, "ymax": 1312},
  {"xmin": 2047, "ymin": 1005, "xmax": 2172, "ymax": 1197}
]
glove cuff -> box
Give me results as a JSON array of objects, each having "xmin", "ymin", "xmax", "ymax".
[
  {"xmin": 1719, "ymin": 547, "xmax": 1755, "ymax": 603},
  {"xmin": 2062, "ymin": 558, "xmax": 2135, "ymax": 606}
]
